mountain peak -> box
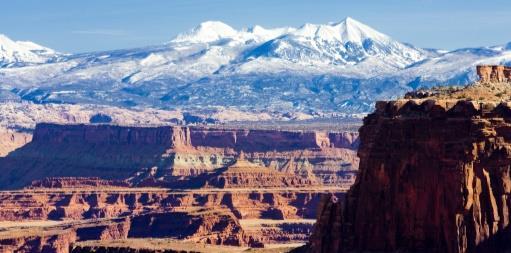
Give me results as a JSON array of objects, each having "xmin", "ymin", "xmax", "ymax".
[
  {"xmin": 283, "ymin": 17, "xmax": 390, "ymax": 45},
  {"xmin": 335, "ymin": 17, "xmax": 389, "ymax": 44},
  {"xmin": 172, "ymin": 21, "xmax": 238, "ymax": 43},
  {"xmin": 244, "ymin": 17, "xmax": 426, "ymax": 68},
  {"xmin": 343, "ymin": 16, "xmax": 355, "ymax": 23},
  {"xmin": 0, "ymin": 34, "xmax": 19, "ymax": 49},
  {"xmin": 0, "ymin": 33, "xmax": 58, "ymax": 67}
]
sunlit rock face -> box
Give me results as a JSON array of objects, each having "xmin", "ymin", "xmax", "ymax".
[
  {"xmin": 309, "ymin": 95, "xmax": 511, "ymax": 252},
  {"xmin": 0, "ymin": 123, "xmax": 357, "ymax": 252},
  {"xmin": 0, "ymin": 123, "xmax": 358, "ymax": 190},
  {"xmin": 0, "ymin": 127, "xmax": 31, "ymax": 157}
]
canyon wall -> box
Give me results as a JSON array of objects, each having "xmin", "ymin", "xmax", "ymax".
[
  {"xmin": 477, "ymin": 65, "xmax": 511, "ymax": 83},
  {"xmin": 0, "ymin": 210, "xmax": 254, "ymax": 253},
  {"xmin": 309, "ymin": 99, "xmax": 511, "ymax": 253},
  {"xmin": 0, "ymin": 123, "xmax": 358, "ymax": 189},
  {"xmin": 0, "ymin": 123, "xmax": 356, "ymax": 252},
  {"xmin": 31, "ymin": 123, "xmax": 357, "ymax": 151},
  {"xmin": 0, "ymin": 188, "xmax": 338, "ymax": 253},
  {"xmin": 0, "ymin": 128, "xmax": 31, "ymax": 157},
  {"xmin": 0, "ymin": 189, "xmax": 330, "ymax": 221}
]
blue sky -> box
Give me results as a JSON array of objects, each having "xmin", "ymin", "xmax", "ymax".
[{"xmin": 2, "ymin": 0, "xmax": 510, "ymax": 53}]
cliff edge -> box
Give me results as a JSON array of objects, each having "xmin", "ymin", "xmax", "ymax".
[{"xmin": 309, "ymin": 65, "xmax": 511, "ymax": 253}]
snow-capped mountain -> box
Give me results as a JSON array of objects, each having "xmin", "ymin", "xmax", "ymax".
[
  {"xmin": 243, "ymin": 17, "xmax": 427, "ymax": 68},
  {"xmin": 0, "ymin": 17, "xmax": 510, "ymax": 118},
  {"xmin": 0, "ymin": 34, "xmax": 60, "ymax": 67},
  {"xmin": 172, "ymin": 20, "xmax": 295, "ymax": 44}
]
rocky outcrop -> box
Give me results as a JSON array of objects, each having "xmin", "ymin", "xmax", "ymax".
[
  {"xmin": 0, "ymin": 232, "xmax": 78, "ymax": 253},
  {"xmin": 308, "ymin": 195, "xmax": 342, "ymax": 253},
  {"xmin": 206, "ymin": 158, "xmax": 316, "ymax": 188},
  {"xmin": 0, "ymin": 189, "xmax": 335, "ymax": 221},
  {"xmin": 328, "ymin": 132, "xmax": 360, "ymax": 150},
  {"xmin": 242, "ymin": 220, "xmax": 316, "ymax": 245},
  {"xmin": 128, "ymin": 210, "xmax": 256, "ymax": 247},
  {"xmin": 0, "ymin": 218, "xmax": 129, "ymax": 253},
  {"xmin": 0, "ymin": 123, "xmax": 358, "ymax": 189},
  {"xmin": 0, "ymin": 209, "xmax": 255, "ymax": 253},
  {"xmin": 476, "ymin": 65, "xmax": 511, "ymax": 83},
  {"xmin": 309, "ymin": 97, "xmax": 511, "ymax": 253}
]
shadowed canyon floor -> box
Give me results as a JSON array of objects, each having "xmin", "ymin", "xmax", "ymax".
[{"xmin": 0, "ymin": 125, "xmax": 357, "ymax": 252}]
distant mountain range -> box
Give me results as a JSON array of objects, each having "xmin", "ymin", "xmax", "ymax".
[{"xmin": 1, "ymin": 17, "xmax": 510, "ymax": 118}]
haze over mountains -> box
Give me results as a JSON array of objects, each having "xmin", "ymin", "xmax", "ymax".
[{"xmin": 1, "ymin": 17, "xmax": 510, "ymax": 118}]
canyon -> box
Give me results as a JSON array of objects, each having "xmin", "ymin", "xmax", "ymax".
[
  {"xmin": 0, "ymin": 123, "xmax": 358, "ymax": 189},
  {"xmin": 0, "ymin": 124, "xmax": 357, "ymax": 252},
  {"xmin": 308, "ymin": 66, "xmax": 511, "ymax": 253}
]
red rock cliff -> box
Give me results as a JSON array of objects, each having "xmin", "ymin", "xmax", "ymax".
[
  {"xmin": 0, "ymin": 123, "xmax": 358, "ymax": 189},
  {"xmin": 310, "ymin": 99, "xmax": 511, "ymax": 253},
  {"xmin": 476, "ymin": 65, "xmax": 511, "ymax": 83},
  {"xmin": 32, "ymin": 123, "xmax": 358, "ymax": 151}
]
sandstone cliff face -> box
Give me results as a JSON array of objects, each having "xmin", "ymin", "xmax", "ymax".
[
  {"xmin": 0, "ymin": 128, "xmax": 31, "ymax": 157},
  {"xmin": 0, "ymin": 210, "xmax": 252, "ymax": 253},
  {"xmin": 477, "ymin": 65, "xmax": 511, "ymax": 83},
  {"xmin": 0, "ymin": 232, "xmax": 78, "ymax": 253},
  {"xmin": 128, "ymin": 210, "xmax": 253, "ymax": 247},
  {"xmin": 188, "ymin": 128, "xmax": 326, "ymax": 151},
  {"xmin": 0, "ymin": 188, "xmax": 337, "ymax": 252},
  {"xmin": 0, "ymin": 218, "xmax": 128, "ymax": 253},
  {"xmin": 0, "ymin": 123, "xmax": 358, "ymax": 189},
  {"xmin": 0, "ymin": 189, "xmax": 330, "ymax": 221},
  {"xmin": 206, "ymin": 159, "xmax": 316, "ymax": 188},
  {"xmin": 0, "ymin": 123, "xmax": 355, "ymax": 252},
  {"xmin": 31, "ymin": 123, "xmax": 357, "ymax": 151},
  {"xmin": 310, "ymin": 99, "xmax": 511, "ymax": 253}
]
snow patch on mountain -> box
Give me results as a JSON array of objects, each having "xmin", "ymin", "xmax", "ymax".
[
  {"xmin": 171, "ymin": 21, "xmax": 297, "ymax": 46},
  {"xmin": 172, "ymin": 21, "xmax": 238, "ymax": 43},
  {"xmin": 242, "ymin": 17, "xmax": 428, "ymax": 69},
  {"xmin": 0, "ymin": 17, "xmax": 511, "ymax": 118},
  {"xmin": 0, "ymin": 34, "xmax": 60, "ymax": 67}
]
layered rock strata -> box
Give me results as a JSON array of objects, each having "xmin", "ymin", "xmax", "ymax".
[
  {"xmin": 477, "ymin": 65, "xmax": 511, "ymax": 83},
  {"xmin": 0, "ymin": 187, "xmax": 338, "ymax": 253},
  {"xmin": 0, "ymin": 218, "xmax": 127, "ymax": 253},
  {"xmin": 0, "ymin": 189, "xmax": 337, "ymax": 221},
  {"xmin": 0, "ymin": 123, "xmax": 356, "ymax": 252},
  {"xmin": 241, "ymin": 219, "xmax": 316, "ymax": 245},
  {"xmin": 0, "ymin": 123, "xmax": 358, "ymax": 189},
  {"xmin": 206, "ymin": 158, "xmax": 316, "ymax": 188},
  {"xmin": 0, "ymin": 209, "xmax": 254, "ymax": 253},
  {"xmin": 309, "ymin": 96, "xmax": 511, "ymax": 252}
]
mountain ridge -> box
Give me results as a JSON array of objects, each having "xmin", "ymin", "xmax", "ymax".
[
  {"xmin": 0, "ymin": 17, "xmax": 510, "ymax": 118},
  {"xmin": 0, "ymin": 34, "xmax": 60, "ymax": 67}
]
